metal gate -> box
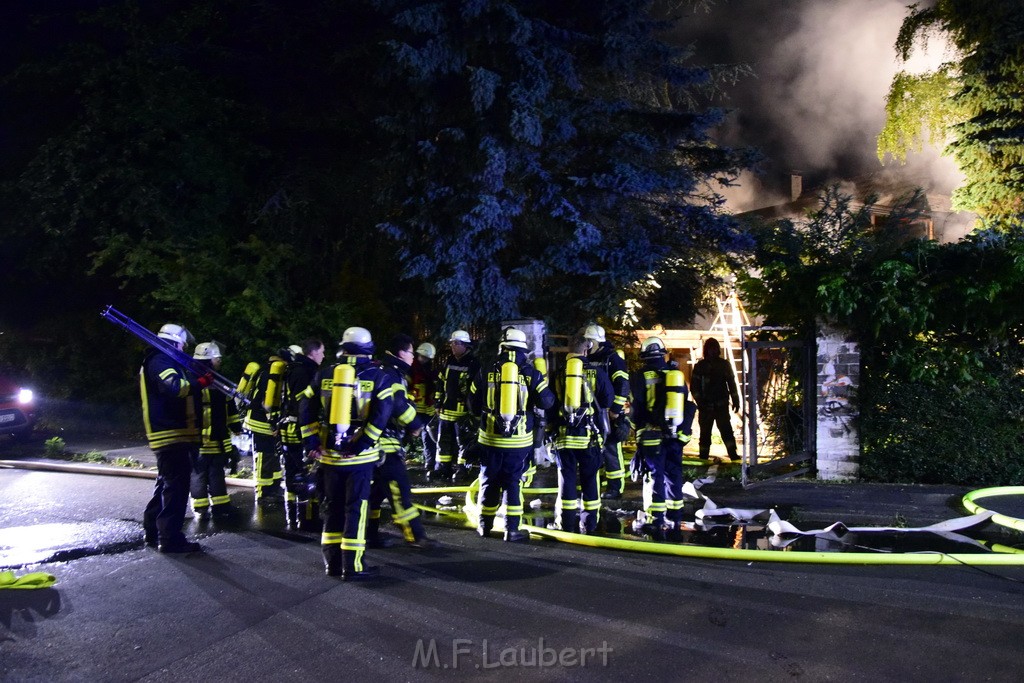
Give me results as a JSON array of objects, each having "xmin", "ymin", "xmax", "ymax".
[{"xmin": 740, "ymin": 327, "xmax": 816, "ymax": 488}]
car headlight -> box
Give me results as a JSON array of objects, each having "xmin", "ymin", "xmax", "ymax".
[{"xmin": 17, "ymin": 388, "xmax": 33, "ymax": 404}]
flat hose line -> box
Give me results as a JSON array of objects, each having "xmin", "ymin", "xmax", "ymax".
[{"xmin": 411, "ymin": 484, "xmax": 1024, "ymax": 566}]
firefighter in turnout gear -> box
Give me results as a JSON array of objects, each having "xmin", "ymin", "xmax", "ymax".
[
  {"xmin": 140, "ymin": 323, "xmax": 207, "ymax": 553},
  {"xmin": 189, "ymin": 342, "xmax": 242, "ymax": 518},
  {"xmin": 409, "ymin": 342, "xmax": 437, "ymax": 469},
  {"xmin": 308, "ymin": 327, "xmax": 395, "ymax": 580},
  {"xmin": 469, "ymin": 327, "xmax": 555, "ymax": 543},
  {"xmin": 367, "ymin": 335, "xmax": 437, "ymax": 549},
  {"xmin": 434, "ymin": 330, "xmax": 480, "ymax": 481},
  {"xmin": 584, "ymin": 324, "xmax": 631, "ymax": 499},
  {"xmin": 629, "ymin": 336, "xmax": 695, "ymax": 533},
  {"xmin": 240, "ymin": 349, "xmax": 291, "ymax": 502},
  {"xmin": 279, "ymin": 339, "xmax": 326, "ymax": 528},
  {"xmin": 548, "ymin": 333, "xmax": 614, "ymax": 534}
]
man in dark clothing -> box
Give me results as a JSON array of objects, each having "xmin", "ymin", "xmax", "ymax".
[
  {"xmin": 469, "ymin": 327, "xmax": 556, "ymax": 543},
  {"xmin": 189, "ymin": 341, "xmax": 242, "ymax": 518},
  {"xmin": 584, "ymin": 324, "xmax": 630, "ymax": 499},
  {"xmin": 690, "ymin": 337, "xmax": 740, "ymax": 461},
  {"xmin": 140, "ymin": 323, "xmax": 209, "ymax": 554},
  {"xmin": 280, "ymin": 339, "xmax": 325, "ymax": 527}
]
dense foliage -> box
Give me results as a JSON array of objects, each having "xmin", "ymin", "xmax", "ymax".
[
  {"xmin": 741, "ymin": 187, "xmax": 1024, "ymax": 485},
  {"xmin": 878, "ymin": 0, "xmax": 1024, "ymax": 221},
  {"xmin": 0, "ymin": 0, "xmax": 754, "ymax": 401}
]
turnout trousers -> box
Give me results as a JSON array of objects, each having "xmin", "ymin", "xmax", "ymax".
[
  {"xmin": 144, "ymin": 443, "xmax": 197, "ymax": 545},
  {"xmin": 369, "ymin": 451, "xmax": 426, "ymax": 543},
  {"xmin": 190, "ymin": 452, "xmax": 230, "ymax": 512},
  {"xmin": 478, "ymin": 445, "xmax": 531, "ymax": 533},
  {"xmin": 637, "ymin": 428, "xmax": 685, "ymax": 526},
  {"xmin": 555, "ymin": 446, "xmax": 602, "ymax": 533},
  {"xmin": 321, "ymin": 461, "xmax": 374, "ymax": 574}
]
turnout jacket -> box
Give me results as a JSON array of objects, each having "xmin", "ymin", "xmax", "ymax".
[
  {"xmin": 378, "ymin": 353, "xmax": 425, "ymax": 455},
  {"xmin": 194, "ymin": 359, "xmax": 241, "ymax": 455},
  {"xmin": 435, "ymin": 350, "xmax": 481, "ymax": 421},
  {"xmin": 139, "ymin": 348, "xmax": 201, "ymax": 451},
  {"xmin": 311, "ymin": 355, "xmax": 396, "ymax": 466},
  {"xmin": 690, "ymin": 356, "xmax": 740, "ymax": 410},
  {"xmin": 409, "ymin": 358, "xmax": 436, "ymax": 416},
  {"xmin": 547, "ymin": 354, "xmax": 614, "ymax": 451},
  {"xmin": 282, "ymin": 353, "xmax": 321, "ymax": 446},
  {"xmin": 469, "ymin": 348, "xmax": 555, "ymax": 449},
  {"xmin": 589, "ymin": 342, "xmax": 630, "ymax": 413},
  {"xmin": 629, "ymin": 357, "xmax": 695, "ymax": 436},
  {"xmin": 241, "ymin": 354, "xmax": 288, "ymax": 437}
]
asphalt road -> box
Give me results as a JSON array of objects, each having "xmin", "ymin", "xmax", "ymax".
[{"xmin": 3, "ymin": 465, "xmax": 1024, "ymax": 681}]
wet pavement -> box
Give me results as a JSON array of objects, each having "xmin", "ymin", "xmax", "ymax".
[{"xmin": 3, "ymin": 465, "xmax": 1024, "ymax": 681}]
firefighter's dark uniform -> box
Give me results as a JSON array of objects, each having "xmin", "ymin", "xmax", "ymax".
[
  {"xmin": 409, "ymin": 355, "xmax": 437, "ymax": 468},
  {"xmin": 311, "ymin": 353, "xmax": 395, "ymax": 578},
  {"xmin": 630, "ymin": 356, "xmax": 695, "ymax": 529},
  {"xmin": 435, "ymin": 350, "xmax": 480, "ymax": 478},
  {"xmin": 241, "ymin": 354, "xmax": 287, "ymax": 501},
  {"xmin": 140, "ymin": 348, "xmax": 202, "ymax": 548},
  {"xmin": 190, "ymin": 363, "xmax": 241, "ymax": 515},
  {"xmin": 368, "ymin": 353, "xmax": 429, "ymax": 546},
  {"xmin": 590, "ymin": 342, "xmax": 630, "ymax": 497},
  {"xmin": 549, "ymin": 355, "xmax": 614, "ymax": 534},
  {"xmin": 469, "ymin": 347, "xmax": 555, "ymax": 540},
  {"xmin": 280, "ymin": 352, "xmax": 321, "ymax": 525}
]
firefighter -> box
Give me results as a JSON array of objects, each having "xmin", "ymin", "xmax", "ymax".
[
  {"xmin": 629, "ymin": 336, "xmax": 695, "ymax": 534},
  {"xmin": 309, "ymin": 326, "xmax": 395, "ymax": 579},
  {"xmin": 409, "ymin": 341, "xmax": 437, "ymax": 469},
  {"xmin": 434, "ymin": 330, "xmax": 480, "ymax": 481},
  {"xmin": 140, "ymin": 323, "xmax": 209, "ymax": 553},
  {"xmin": 548, "ymin": 333, "xmax": 614, "ymax": 534},
  {"xmin": 584, "ymin": 324, "xmax": 631, "ymax": 500},
  {"xmin": 367, "ymin": 335, "xmax": 437, "ymax": 548},
  {"xmin": 240, "ymin": 349, "xmax": 292, "ymax": 503},
  {"xmin": 691, "ymin": 337, "xmax": 740, "ymax": 461},
  {"xmin": 189, "ymin": 341, "xmax": 242, "ymax": 518},
  {"xmin": 469, "ymin": 327, "xmax": 555, "ymax": 542},
  {"xmin": 280, "ymin": 338, "xmax": 325, "ymax": 528}
]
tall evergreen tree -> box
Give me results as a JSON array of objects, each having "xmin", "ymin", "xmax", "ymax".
[
  {"xmin": 371, "ymin": 0, "xmax": 755, "ymax": 332},
  {"xmin": 878, "ymin": 0, "xmax": 1024, "ymax": 222}
]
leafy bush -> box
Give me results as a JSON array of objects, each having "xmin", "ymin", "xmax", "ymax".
[{"xmin": 44, "ymin": 437, "xmax": 66, "ymax": 458}]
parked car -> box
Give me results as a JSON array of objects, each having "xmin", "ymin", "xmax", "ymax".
[{"xmin": 0, "ymin": 372, "xmax": 37, "ymax": 439}]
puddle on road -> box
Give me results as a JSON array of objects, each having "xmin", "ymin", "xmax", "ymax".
[{"xmin": 0, "ymin": 519, "xmax": 143, "ymax": 568}]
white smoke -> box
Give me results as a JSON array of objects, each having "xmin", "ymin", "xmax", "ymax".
[{"xmin": 678, "ymin": 0, "xmax": 964, "ymax": 211}]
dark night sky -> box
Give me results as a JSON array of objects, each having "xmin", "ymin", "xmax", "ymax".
[{"xmin": 674, "ymin": 0, "xmax": 959, "ymax": 210}]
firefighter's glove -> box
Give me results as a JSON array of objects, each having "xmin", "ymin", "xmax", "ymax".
[
  {"xmin": 196, "ymin": 372, "xmax": 215, "ymax": 389},
  {"xmin": 629, "ymin": 453, "xmax": 650, "ymax": 482}
]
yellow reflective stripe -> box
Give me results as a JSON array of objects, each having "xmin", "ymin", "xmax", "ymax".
[
  {"xmin": 559, "ymin": 499, "xmax": 580, "ymax": 510},
  {"xmin": 300, "ymin": 422, "xmax": 320, "ymax": 439},
  {"xmin": 322, "ymin": 532, "xmax": 343, "ymax": 545},
  {"xmin": 319, "ymin": 452, "xmax": 380, "ymax": 466},
  {"xmin": 583, "ymin": 500, "xmax": 602, "ymax": 511},
  {"xmin": 211, "ymin": 495, "xmax": 231, "ymax": 506},
  {"xmin": 364, "ymin": 424, "xmax": 382, "ymax": 440},
  {"xmin": 481, "ymin": 505, "xmax": 500, "ymax": 515},
  {"xmin": 506, "ymin": 505, "xmax": 523, "ymax": 516},
  {"xmin": 439, "ymin": 409, "xmax": 466, "ymax": 421},
  {"xmin": 478, "ymin": 432, "xmax": 533, "ymax": 448},
  {"xmin": 613, "ymin": 370, "xmax": 629, "ymax": 382},
  {"xmin": 396, "ymin": 403, "xmax": 417, "ymax": 425},
  {"xmin": 378, "ymin": 385, "xmax": 396, "ymax": 399}
]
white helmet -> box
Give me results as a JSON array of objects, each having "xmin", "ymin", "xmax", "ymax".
[
  {"xmin": 288, "ymin": 344, "xmax": 303, "ymax": 357},
  {"xmin": 449, "ymin": 330, "xmax": 471, "ymax": 344},
  {"xmin": 499, "ymin": 327, "xmax": 528, "ymax": 350},
  {"xmin": 193, "ymin": 341, "xmax": 222, "ymax": 360},
  {"xmin": 158, "ymin": 323, "xmax": 191, "ymax": 346},
  {"xmin": 341, "ymin": 326, "xmax": 374, "ymax": 355},
  {"xmin": 583, "ymin": 323, "xmax": 606, "ymax": 344},
  {"xmin": 416, "ymin": 342, "xmax": 436, "ymax": 359},
  {"xmin": 640, "ymin": 336, "xmax": 667, "ymax": 358}
]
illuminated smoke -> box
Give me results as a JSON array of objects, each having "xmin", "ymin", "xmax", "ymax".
[{"xmin": 678, "ymin": 0, "xmax": 963, "ymax": 211}]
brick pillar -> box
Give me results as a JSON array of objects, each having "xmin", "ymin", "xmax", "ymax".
[{"xmin": 815, "ymin": 327, "xmax": 860, "ymax": 480}]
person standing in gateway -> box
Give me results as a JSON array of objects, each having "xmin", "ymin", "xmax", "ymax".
[{"xmin": 690, "ymin": 337, "xmax": 740, "ymax": 461}]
